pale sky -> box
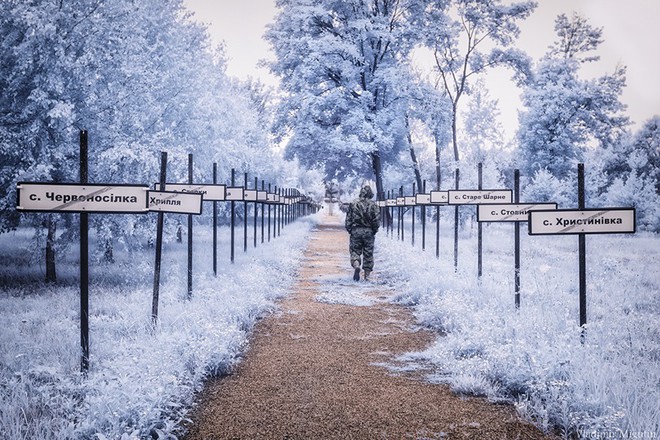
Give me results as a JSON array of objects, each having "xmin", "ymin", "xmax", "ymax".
[{"xmin": 183, "ymin": 0, "xmax": 660, "ymax": 137}]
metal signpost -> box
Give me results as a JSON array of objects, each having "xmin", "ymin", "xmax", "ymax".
[
  {"xmin": 528, "ymin": 163, "xmax": 636, "ymax": 333},
  {"xmin": 448, "ymin": 184, "xmax": 512, "ymax": 271},
  {"xmin": 475, "ymin": 171, "xmax": 559, "ymax": 308},
  {"xmin": 477, "ymin": 203, "xmax": 558, "ymax": 222},
  {"xmin": 528, "ymin": 208, "xmax": 636, "ymax": 235},
  {"xmin": 16, "ymin": 131, "xmax": 150, "ymax": 373},
  {"xmin": 148, "ymin": 190, "xmax": 203, "ymax": 214},
  {"xmin": 17, "ymin": 183, "xmax": 149, "ymax": 213},
  {"xmin": 158, "ymin": 183, "xmax": 226, "ymax": 201},
  {"xmin": 448, "ymin": 189, "xmax": 512, "ymax": 205},
  {"xmin": 430, "ymin": 191, "xmax": 448, "ymax": 204}
]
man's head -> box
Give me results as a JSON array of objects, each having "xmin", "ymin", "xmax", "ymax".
[{"xmin": 359, "ymin": 185, "xmax": 374, "ymax": 199}]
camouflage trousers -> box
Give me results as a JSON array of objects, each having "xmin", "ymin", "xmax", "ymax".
[{"xmin": 349, "ymin": 227, "xmax": 376, "ymax": 271}]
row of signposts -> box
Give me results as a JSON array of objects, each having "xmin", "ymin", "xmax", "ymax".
[
  {"xmin": 378, "ymin": 163, "xmax": 636, "ymax": 338},
  {"xmin": 15, "ymin": 130, "xmax": 320, "ymax": 372}
]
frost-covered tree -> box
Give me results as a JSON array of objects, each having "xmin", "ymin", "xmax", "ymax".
[
  {"xmin": 425, "ymin": 0, "xmax": 535, "ymax": 163},
  {"xmin": 460, "ymin": 80, "xmax": 505, "ymax": 164},
  {"xmin": 0, "ymin": 0, "xmax": 283, "ymax": 278},
  {"xmin": 595, "ymin": 116, "xmax": 660, "ymax": 231},
  {"xmin": 517, "ymin": 13, "xmax": 629, "ymax": 183},
  {"xmin": 265, "ymin": 0, "xmax": 430, "ymax": 199}
]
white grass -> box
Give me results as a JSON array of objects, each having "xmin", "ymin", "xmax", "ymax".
[
  {"xmin": 376, "ymin": 218, "xmax": 660, "ymax": 439},
  {"xmin": 0, "ymin": 214, "xmax": 320, "ymax": 439}
]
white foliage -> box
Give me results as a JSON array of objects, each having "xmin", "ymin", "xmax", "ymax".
[
  {"xmin": 376, "ymin": 222, "xmax": 659, "ymax": 437},
  {"xmin": 0, "ymin": 216, "xmax": 320, "ymax": 439}
]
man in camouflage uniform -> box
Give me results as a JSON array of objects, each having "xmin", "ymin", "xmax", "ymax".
[{"xmin": 345, "ymin": 185, "xmax": 380, "ymax": 281}]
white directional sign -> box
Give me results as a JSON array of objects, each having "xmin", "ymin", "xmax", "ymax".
[
  {"xmin": 149, "ymin": 191, "xmax": 203, "ymax": 214},
  {"xmin": 449, "ymin": 189, "xmax": 512, "ymax": 205},
  {"xmin": 225, "ymin": 187, "xmax": 244, "ymax": 201},
  {"xmin": 257, "ymin": 191, "xmax": 268, "ymax": 201},
  {"xmin": 430, "ymin": 191, "xmax": 449, "ymax": 204},
  {"xmin": 404, "ymin": 196, "xmax": 416, "ymax": 206},
  {"xmin": 244, "ymin": 190, "xmax": 257, "ymax": 201},
  {"xmin": 415, "ymin": 194, "xmax": 431, "ymax": 205},
  {"xmin": 17, "ymin": 183, "xmax": 149, "ymax": 213},
  {"xmin": 267, "ymin": 193, "xmax": 279, "ymax": 203},
  {"xmin": 396, "ymin": 197, "xmax": 405, "ymax": 206},
  {"xmin": 478, "ymin": 203, "xmax": 558, "ymax": 222},
  {"xmin": 157, "ymin": 183, "xmax": 226, "ymax": 201},
  {"xmin": 528, "ymin": 208, "xmax": 636, "ymax": 235}
]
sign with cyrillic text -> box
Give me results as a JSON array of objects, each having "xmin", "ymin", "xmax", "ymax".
[
  {"xmin": 396, "ymin": 197, "xmax": 405, "ymax": 206},
  {"xmin": 225, "ymin": 187, "xmax": 244, "ymax": 201},
  {"xmin": 17, "ymin": 183, "xmax": 149, "ymax": 213},
  {"xmin": 404, "ymin": 196, "xmax": 416, "ymax": 206},
  {"xmin": 156, "ymin": 183, "xmax": 226, "ymax": 201},
  {"xmin": 477, "ymin": 203, "xmax": 557, "ymax": 222},
  {"xmin": 448, "ymin": 189, "xmax": 512, "ymax": 205},
  {"xmin": 148, "ymin": 191, "xmax": 203, "ymax": 214},
  {"xmin": 415, "ymin": 194, "xmax": 431, "ymax": 205},
  {"xmin": 430, "ymin": 191, "xmax": 449, "ymax": 204},
  {"xmin": 386, "ymin": 199, "xmax": 397, "ymax": 207},
  {"xmin": 244, "ymin": 190, "xmax": 257, "ymax": 201},
  {"xmin": 267, "ymin": 193, "xmax": 280, "ymax": 203},
  {"xmin": 528, "ymin": 208, "xmax": 636, "ymax": 235}
]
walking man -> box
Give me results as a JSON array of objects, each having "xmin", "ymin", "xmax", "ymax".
[{"xmin": 345, "ymin": 185, "xmax": 380, "ymax": 281}]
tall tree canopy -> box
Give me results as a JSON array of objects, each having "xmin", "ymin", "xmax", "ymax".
[
  {"xmin": 425, "ymin": 0, "xmax": 535, "ymax": 163},
  {"xmin": 266, "ymin": 0, "xmax": 431, "ymax": 199},
  {"xmin": 0, "ymin": 0, "xmax": 303, "ymax": 279},
  {"xmin": 517, "ymin": 13, "xmax": 628, "ymax": 181}
]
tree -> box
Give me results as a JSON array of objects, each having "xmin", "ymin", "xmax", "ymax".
[
  {"xmin": 517, "ymin": 13, "xmax": 628, "ymax": 184},
  {"xmin": 460, "ymin": 79, "xmax": 504, "ymax": 164},
  {"xmin": 266, "ymin": 0, "xmax": 430, "ymax": 200},
  {"xmin": 425, "ymin": 0, "xmax": 535, "ymax": 163},
  {"xmin": 0, "ymin": 0, "xmax": 284, "ymax": 279},
  {"xmin": 597, "ymin": 116, "xmax": 660, "ymax": 231}
]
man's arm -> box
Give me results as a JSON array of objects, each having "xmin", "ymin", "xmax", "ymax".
[
  {"xmin": 370, "ymin": 203, "xmax": 380, "ymax": 233},
  {"xmin": 345, "ymin": 203, "xmax": 353, "ymax": 233}
]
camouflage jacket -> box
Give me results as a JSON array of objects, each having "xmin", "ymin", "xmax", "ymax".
[{"xmin": 345, "ymin": 195, "xmax": 380, "ymax": 235}]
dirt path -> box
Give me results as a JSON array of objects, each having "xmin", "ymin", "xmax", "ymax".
[{"xmin": 183, "ymin": 213, "xmax": 552, "ymax": 439}]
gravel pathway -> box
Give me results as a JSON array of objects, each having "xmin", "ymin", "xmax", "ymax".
[{"xmin": 182, "ymin": 214, "xmax": 552, "ymax": 439}]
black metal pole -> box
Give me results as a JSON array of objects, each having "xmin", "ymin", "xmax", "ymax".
[
  {"xmin": 187, "ymin": 154, "xmax": 193, "ymax": 298},
  {"xmin": 277, "ymin": 187, "xmax": 282, "ymax": 237},
  {"xmin": 79, "ymin": 130, "xmax": 89, "ymax": 373},
  {"xmin": 436, "ymin": 172, "xmax": 441, "ymax": 259},
  {"xmin": 400, "ymin": 186, "xmax": 404, "ymax": 242},
  {"xmin": 478, "ymin": 162, "xmax": 483, "ymax": 278},
  {"xmin": 454, "ymin": 168, "xmax": 460, "ymax": 272},
  {"xmin": 261, "ymin": 180, "xmax": 265, "ymax": 244},
  {"xmin": 514, "ymin": 169, "xmax": 521, "ymax": 309},
  {"xmin": 412, "ymin": 183, "xmax": 416, "ymax": 247},
  {"xmin": 422, "ymin": 180, "xmax": 426, "ymax": 251},
  {"xmin": 268, "ymin": 183, "xmax": 272, "ymax": 242},
  {"xmin": 213, "ymin": 163, "xmax": 217, "ymax": 277},
  {"xmin": 152, "ymin": 152, "xmax": 167, "ymax": 327},
  {"xmin": 254, "ymin": 177, "xmax": 258, "ymax": 248},
  {"xmin": 231, "ymin": 169, "xmax": 235, "ymax": 263},
  {"xmin": 578, "ymin": 163, "xmax": 587, "ymax": 328},
  {"xmin": 243, "ymin": 172, "xmax": 248, "ymax": 253}
]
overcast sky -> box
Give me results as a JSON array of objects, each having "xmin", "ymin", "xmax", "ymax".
[{"xmin": 183, "ymin": 0, "xmax": 660, "ymax": 137}]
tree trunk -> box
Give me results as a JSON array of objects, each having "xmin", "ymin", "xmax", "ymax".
[
  {"xmin": 45, "ymin": 215, "xmax": 57, "ymax": 283},
  {"xmin": 370, "ymin": 150, "xmax": 392, "ymax": 225},
  {"xmin": 103, "ymin": 239, "xmax": 114, "ymax": 263},
  {"xmin": 450, "ymin": 105, "xmax": 461, "ymax": 195},
  {"xmin": 406, "ymin": 115, "xmax": 423, "ymax": 191},
  {"xmin": 434, "ymin": 133, "xmax": 443, "ymax": 190}
]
